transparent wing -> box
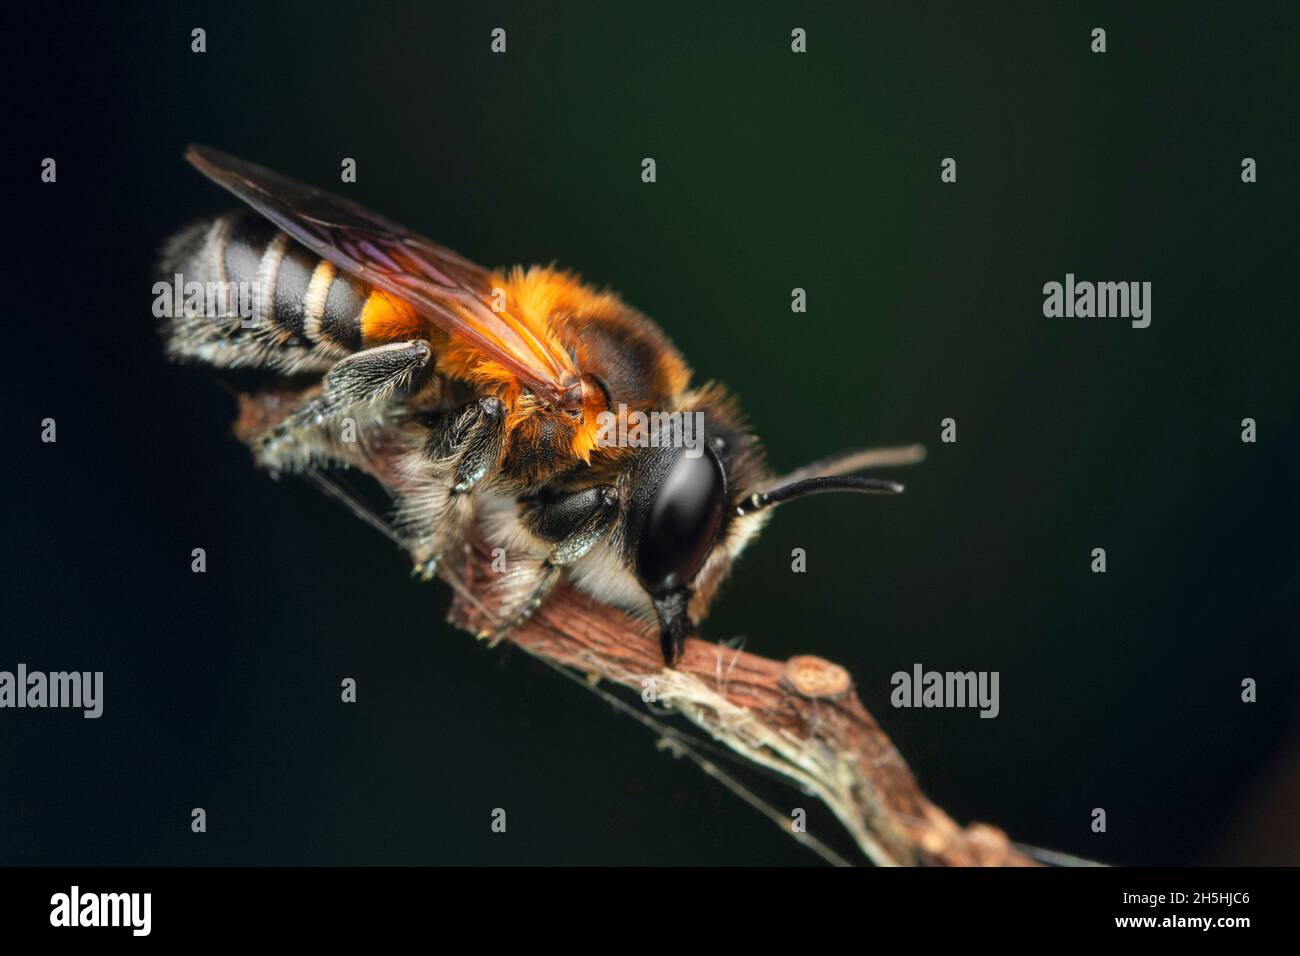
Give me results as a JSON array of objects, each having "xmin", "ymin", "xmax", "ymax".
[{"xmin": 185, "ymin": 144, "xmax": 583, "ymax": 409}]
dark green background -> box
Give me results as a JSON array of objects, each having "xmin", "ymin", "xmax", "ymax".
[{"xmin": 4, "ymin": 1, "xmax": 1297, "ymax": 865}]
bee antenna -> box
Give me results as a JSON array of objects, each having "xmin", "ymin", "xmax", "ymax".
[{"xmin": 734, "ymin": 475, "xmax": 904, "ymax": 516}]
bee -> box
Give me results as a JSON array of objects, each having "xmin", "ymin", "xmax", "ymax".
[{"xmin": 158, "ymin": 145, "xmax": 918, "ymax": 666}]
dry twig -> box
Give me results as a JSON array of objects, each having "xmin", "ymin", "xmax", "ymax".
[
  {"xmin": 447, "ymin": 541, "xmax": 1037, "ymax": 867},
  {"xmin": 236, "ymin": 395, "xmax": 1036, "ymax": 866}
]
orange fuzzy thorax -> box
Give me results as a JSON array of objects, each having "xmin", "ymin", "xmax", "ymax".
[{"xmin": 361, "ymin": 266, "xmax": 622, "ymax": 464}]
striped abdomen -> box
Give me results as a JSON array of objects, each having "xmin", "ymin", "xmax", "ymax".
[{"xmin": 158, "ymin": 209, "xmax": 417, "ymax": 372}]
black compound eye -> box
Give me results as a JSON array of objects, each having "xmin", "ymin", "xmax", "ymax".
[{"xmin": 635, "ymin": 449, "xmax": 725, "ymax": 594}]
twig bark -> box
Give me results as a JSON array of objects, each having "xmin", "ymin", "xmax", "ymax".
[
  {"xmin": 446, "ymin": 544, "xmax": 1036, "ymax": 866},
  {"xmin": 234, "ymin": 392, "xmax": 1036, "ymax": 866}
]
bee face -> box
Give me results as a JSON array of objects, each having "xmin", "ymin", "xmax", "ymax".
[
  {"xmin": 590, "ymin": 397, "xmax": 772, "ymax": 664},
  {"xmin": 619, "ymin": 442, "xmax": 731, "ymax": 664}
]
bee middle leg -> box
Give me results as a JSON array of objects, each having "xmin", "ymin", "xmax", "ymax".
[
  {"xmin": 405, "ymin": 396, "xmax": 509, "ymax": 578},
  {"xmin": 481, "ymin": 485, "xmax": 621, "ymax": 642},
  {"xmin": 426, "ymin": 397, "xmax": 508, "ymax": 494}
]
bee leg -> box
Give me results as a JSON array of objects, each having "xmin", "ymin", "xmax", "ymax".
[
  {"xmin": 449, "ymin": 398, "xmax": 507, "ymax": 493},
  {"xmin": 406, "ymin": 397, "xmax": 508, "ymax": 578},
  {"xmin": 260, "ymin": 340, "xmax": 432, "ymax": 455},
  {"xmin": 482, "ymin": 486, "xmax": 620, "ymax": 643},
  {"xmin": 481, "ymin": 561, "xmax": 561, "ymax": 646}
]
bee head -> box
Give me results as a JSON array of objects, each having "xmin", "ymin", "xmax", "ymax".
[
  {"xmin": 621, "ymin": 405, "xmax": 919, "ymax": 665},
  {"xmin": 623, "ymin": 439, "xmax": 730, "ymax": 665}
]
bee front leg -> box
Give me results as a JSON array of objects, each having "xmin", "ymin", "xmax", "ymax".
[{"xmin": 482, "ymin": 486, "xmax": 620, "ymax": 643}]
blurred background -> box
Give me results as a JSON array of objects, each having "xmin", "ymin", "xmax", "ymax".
[{"xmin": 2, "ymin": 1, "xmax": 1297, "ymax": 865}]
